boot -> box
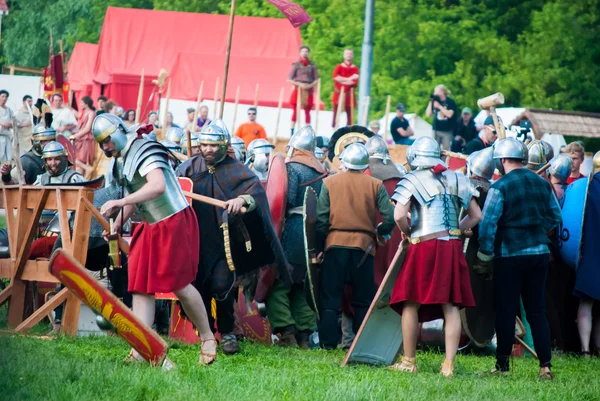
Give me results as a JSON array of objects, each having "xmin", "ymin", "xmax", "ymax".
[
  {"xmin": 296, "ymin": 331, "xmax": 311, "ymax": 349},
  {"xmin": 221, "ymin": 333, "xmax": 240, "ymax": 355},
  {"xmin": 278, "ymin": 331, "xmax": 298, "ymax": 347}
]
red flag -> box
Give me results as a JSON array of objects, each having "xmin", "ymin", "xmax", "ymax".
[{"xmin": 264, "ymin": 0, "xmax": 312, "ymax": 28}]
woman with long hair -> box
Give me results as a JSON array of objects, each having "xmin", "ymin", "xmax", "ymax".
[
  {"xmin": 124, "ymin": 109, "xmax": 136, "ymax": 128},
  {"xmin": 70, "ymin": 96, "xmax": 97, "ymax": 174}
]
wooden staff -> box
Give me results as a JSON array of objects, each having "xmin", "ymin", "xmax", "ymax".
[
  {"xmin": 135, "ymin": 69, "xmax": 145, "ymax": 124},
  {"xmin": 192, "ymin": 80, "xmax": 204, "ymax": 133},
  {"xmin": 383, "ymin": 95, "xmax": 391, "ymax": 143},
  {"xmin": 273, "ymin": 87, "xmax": 284, "ymax": 145},
  {"xmin": 183, "ymin": 191, "xmax": 246, "ymax": 213},
  {"xmin": 161, "ymin": 78, "xmax": 172, "ymax": 130},
  {"xmin": 335, "ymin": 87, "xmax": 346, "ymax": 130},
  {"xmin": 59, "ymin": 40, "xmax": 66, "ymax": 83},
  {"xmin": 231, "ymin": 85, "xmax": 241, "ymax": 134},
  {"xmin": 253, "ymin": 83, "xmax": 259, "ymax": 109},
  {"xmin": 350, "ymin": 87, "xmax": 355, "ymax": 125},
  {"xmin": 296, "ymin": 86, "xmax": 302, "ymax": 130},
  {"xmin": 10, "ymin": 115, "xmax": 25, "ymax": 184},
  {"xmin": 80, "ymin": 197, "xmax": 129, "ymax": 253},
  {"xmin": 315, "ymin": 78, "xmax": 321, "ymax": 134},
  {"xmin": 536, "ymin": 162, "xmax": 551, "ymax": 175},
  {"xmin": 220, "ymin": 0, "xmax": 236, "ymax": 119},
  {"xmin": 361, "ymin": 96, "xmax": 370, "ymax": 126},
  {"xmin": 213, "ymin": 77, "xmax": 220, "ymax": 120},
  {"xmin": 442, "ymin": 150, "xmax": 468, "ymax": 161}
]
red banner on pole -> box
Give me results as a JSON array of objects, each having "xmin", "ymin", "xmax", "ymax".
[{"xmin": 265, "ymin": 0, "xmax": 312, "ymax": 28}]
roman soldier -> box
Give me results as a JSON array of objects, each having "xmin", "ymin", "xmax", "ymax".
[
  {"xmin": 1, "ymin": 124, "xmax": 56, "ymax": 184},
  {"xmin": 389, "ymin": 136, "xmax": 481, "ymax": 376},
  {"xmin": 33, "ymin": 141, "xmax": 84, "ymax": 185},
  {"xmin": 287, "ymin": 45, "xmax": 319, "ymax": 134},
  {"xmin": 165, "ymin": 126, "xmax": 184, "ymax": 146},
  {"xmin": 246, "ymin": 138, "xmax": 275, "ymax": 182},
  {"xmin": 181, "ymin": 133, "xmax": 201, "ymax": 157},
  {"xmin": 92, "ymin": 114, "xmax": 217, "ymax": 367},
  {"xmin": 265, "ymin": 126, "xmax": 327, "ymax": 348},
  {"xmin": 231, "ymin": 136, "xmax": 247, "ymax": 163},
  {"xmin": 316, "ymin": 143, "xmax": 395, "ymax": 350},
  {"xmin": 176, "ymin": 123, "xmax": 292, "ymax": 355},
  {"xmin": 526, "ymin": 140, "xmax": 552, "ymax": 177},
  {"xmin": 331, "ymin": 49, "xmax": 359, "ymax": 127}
]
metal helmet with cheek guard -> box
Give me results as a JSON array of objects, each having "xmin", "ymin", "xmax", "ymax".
[
  {"xmin": 198, "ymin": 124, "xmax": 229, "ymax": 163},
  {"xmin": 541, "ymin": 140, "xmax": 554, "ymax": 162},
  {"xmin": 166, "ymin": 127, "xmax": 184, "ymax": 144},
  {"xmin": 31, "ymin": 124, "xmax": 57, "ymax": 155},
  {"xmin": 409, "ymin": 136, "xmax": 446, "ymax": 169},
  {"xmin": 92, "ymin": 114, "xmax": 129, "ymax": 152},
  {"xmin": 366, "ymin": 135, "xmax": 390, "ymax": 164},
  {"xmin": 160, "ymin": 139, "xmax": 181, "ymax": 153},
  {"xmin": 467, "ymin": 147, "xmax": 495, "ymax": 181},
  {"xmin": 548, "ymin": 154, "xmax": 573, "ymax": 183},
  {"xmin": 231, "ymin": 136, "xmax": 247, "ymax": 162},
  {"xmin": 247, "ymin": 138, "xmax": 274, "ymax": 173},
  {"xmin": 341, "ymin": 143, "xmax": 369, "ymax": 171},
  {"xmin": 526, "ymin": 140, "xmax": 547, "ymax": 171},
  {"xmin": 208, "ymin": 118, "xmax": 232, "ymax": 139},
  {"xmin": 287, "ymin": 125, "xmax": 316, "ymax": 157},
  {"xmin": 41, "ymin": 141, "xmax": 69, "ymax": 176},
  {"xmin": 315, "ymin": 147, "xmax": 326, "ymax": 163},
  {"xmin": 492, "ymin": 137, "xmax": 528, "ymax": 175}
]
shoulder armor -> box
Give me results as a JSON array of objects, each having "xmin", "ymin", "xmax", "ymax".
[
  {"xmin": 392, "ymin": 170, "xmax": 443, "ymax": 206},
  {"xmin": 123, "ymin": 139, "xmax": 169, "ymax": 179},
  {"xmin": 442, "ymin": 170, "xmax": 479, "ymax": 209},
  {"xmin": 65, "ymin": 169, "xmax": 84, "ymax": 183}
]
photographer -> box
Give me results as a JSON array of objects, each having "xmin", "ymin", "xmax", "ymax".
[{"xmin": 426, "ymin": 85, "xmax": 457, "ymax": 151}]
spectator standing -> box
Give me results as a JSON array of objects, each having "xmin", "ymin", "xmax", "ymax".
[
  {"xmin": 71, "ymin": 96, "xmax": 97, "ymax": 173},
  {"xmin": 426, "ymin": 84, "xmax": 457, "ymax": 150},
  {"xmin": 0, "ymin": 90, "xmax": 13, "ymax": 162},
  {"xmin": 234, "ymin": 107, "xmax": 268, "ymax": 147},
  {"xmin": 565, "ymin": 142, "xmax": 586, "ymax": 185},
  {"xmin": 452, "ymin": 107, "xmax": 477, "ymax": 152},
  {"xmin": 51, "ymin": 93, "xmax": 78, "ymax": 139},
  {"xmin": 96, "ymin": 96, "xmax": 108, "ymax": 115},
  {"xmin": 123, "ymin": 109, "xmax": 136, "ymax": 128},
  {"xmin": 15, "ymin": 95, "xmax": 33, "ymax": 155}
]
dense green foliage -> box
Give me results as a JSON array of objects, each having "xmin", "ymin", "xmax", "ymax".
[{"xmin": 1, "ymin": 0, "xmax": 599, "ymax": 117}]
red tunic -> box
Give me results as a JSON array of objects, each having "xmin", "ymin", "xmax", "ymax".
[
  {"xmin": 128, "ymin": 206, "xmax": 199, "ymax": 294},
  {"xmin": 332, "ymin": 62, "xmax": 359, "ymax": 105}
]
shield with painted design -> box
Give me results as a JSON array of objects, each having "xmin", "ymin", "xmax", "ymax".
[
  {"xmin": 56, "ymin": 134, "xmax": 77, "ymax": 165},
  {"xmin": 265, "ymin": 153, "xmax": 288, "ymax": 237},
  {"xmin": 177, "ymin": 177, "xmax": 193, "ymax": 204}
]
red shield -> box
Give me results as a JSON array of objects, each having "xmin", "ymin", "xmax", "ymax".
[
  {"xmin": 265, "ymin": 153, "xmax": 288, "ymax": 237},
  {"xmin": 178, "ymin": 177, "xmax": 193, "ymax": 204},
  {"xmin": 234, "ymin": 288, "xmax": 273, "ymax": 344},
  {"xmin": 56, "ymin": 135, "xmax": 77, "ymax": 165}
]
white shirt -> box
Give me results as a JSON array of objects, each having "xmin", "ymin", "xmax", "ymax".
[{"xmin": 51, "ymin": 107, "xmax": 78, "ymax": 139}]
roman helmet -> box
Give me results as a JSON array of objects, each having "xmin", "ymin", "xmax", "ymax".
[
  {"xmin": 31, "ymin": 124, "xmax": 57, "ymax": 155},
  {"xmin": 247, "ymin": 138, "xmax": 275, "ymax": 174},
  {"xmin": 341, "ymin": 143, "xmax": 369, "ymax": 171},
  {"xmin": 541, "ymin": 140, "xmax": 554, "ymax": 162},
  {"xmin": 91, "ymin": 114, "xmax": 129, "ymax": 153},
  {"xmin": 231, "ymin": 136, "xmax": 247, "ymax": 162},
  {"xmin": 197, "ymin": 123, "xmax": 229, "ymax": 164},
  {"xmin": 315, "ymin": 147, "xmax": 326, "ymax": 163},
  {"xmin": 41, "ymin": 141, "xmax": 69, "ymax": 176},
  {"xmin": 394, "ymin": 163, "xmax": 408, "ymax": 177},
  {"xmin": 467, "ymin": 147, "xmax": 495, "ymax": 181},
  {"xmin": 548, "ymin": 154, "xmax": 573, "ymax": 183},
  {"xmin": 492, "ymin": 137, "xmax": 528, "ymax": 175},
  {"xmin": 165, "ymin": 127, "xmax": 184, "ymax": 144},
  {"xmin": 159, "ymin": 139, "xmax": 181, "ymax": 153},
  {"xmin": 408, "ymin": 136, "xmax": 446, "ymax": 169},
  {"xmin": 526, "ymin": 140, "xmax": 547, "ymax": 171},
  {"xmin": 287, "ymin": 125, "xmax": 316, "ymax": 157},
  {"xmin": 208, "ymin": 118, "xmax": 232, "ymax": 139},
  {"xmin": 365, "ymin": 135, "xmax": 390, "ymax": 164}
]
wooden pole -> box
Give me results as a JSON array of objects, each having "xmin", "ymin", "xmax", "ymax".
[
  {"xmin": 253, "ymin": 83, "xmax": 259, "ymax": 109},
  {"xmin": 350, "ymin": 87, "xmax": 355, "ymax": 125},
  {"xmin": 383, "ymin": 95, "xmax": 391, "ymax": 143},
  {"xmin": 183, "ymin": 191, "xmax": 246, "ymax": 213},
  {"xmin": 335, "ymin": 87, "xmax": 346, "ymax": 130},
  {"xmin": 295, "ymin": 87, "xmax": 302, "ymax": 130},
  {"xmin": 273, "ymin": 87, "xmax": 284, "ymax": 146},
  {"xmin": 536, "ymin": 162, "xmax": 551, "ymax": 175},
  {"xmin": 213, "ymin": 77, "xmax": 220, "ymax": 120},
  {"xmin": 361, "ymin": 96, "xmax": 370, "ymax": 126},
  {"xmin": 231, "ymin": 86, "xmax": 241, "ymax": 134},
  {"xmin": 192, "ymin": 80, "xmax": 204, "ymax": 133},
  {"xmin": 220, "ymin": 0, "xmax": 236, "ymax": 119},
  {"xmin": 315, "ymin": 78, "xmax": 321, "ymax": 134},
  {"xmin": 135, "ymin": 69, "xmax": 145, "ymax": 124},
  {"xmin": 441, "ymin": 150, "xmax": 468, "ymax": 161},
  {"xmin": 59, "ymin": 40, "xmax": 66, "ymax": 86},
  {"xmin": 161, "ymin": 78, "xmax": 172, "ymax": 130}
]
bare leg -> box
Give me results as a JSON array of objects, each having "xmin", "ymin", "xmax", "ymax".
[
  {"xmin": 130, "ymin": 293, "xmax": 155, "ymax": 361},
  {"xmin": 578, "ymin": 299, "xmax": 594, "ymax": 353},
  {"xmin": 174, "ymin": 284, "xmax": 217, "ymax": 364},
  {"xmin": 401, "ymin": 302, "xmax": 420, "ymax": 358},
  {"xmin": 441, "ymin": 303, "xmax": 462, "ymax": 362}
]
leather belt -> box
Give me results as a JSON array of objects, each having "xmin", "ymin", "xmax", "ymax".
[{"xmin": 409, "ymin": 229, "xmax": 462, "ymax": 245}]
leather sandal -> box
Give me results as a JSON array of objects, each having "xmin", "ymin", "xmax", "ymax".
[
  {"xmin": 440, "ymin": 359, "xmax": 454, "ymax": 377},
  {"xmin": 389, "ymin": 356, "xmax": 417, "ymax": 373},
  {"xmin": 199, "ymin": 338, "xmax": 217, "ymax": 366}
]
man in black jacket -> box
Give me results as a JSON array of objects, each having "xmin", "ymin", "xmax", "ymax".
[{"xmin": 464, "ymin": 115, "xmax": 499, "ymax": 155}]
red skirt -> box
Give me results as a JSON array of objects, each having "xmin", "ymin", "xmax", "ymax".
[
  {"xmin": 128, "ymin": 207, "xmax": 199, "ymax": 294},
  {"xmin": 390, "ymin": 239, "xmax": 475, "ymax": 322}
]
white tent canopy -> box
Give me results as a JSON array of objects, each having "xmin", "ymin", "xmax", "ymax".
[{"xmin": 0, "ymin": 74, "xmax": 43, "ymax": 111}]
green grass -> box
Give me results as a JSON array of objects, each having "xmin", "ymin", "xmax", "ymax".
[{"xmin": 1, "ymin": 302, "xmax": 599, "ymax": 401}]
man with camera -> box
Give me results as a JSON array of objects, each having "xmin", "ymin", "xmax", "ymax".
[{"xmin": 426, "ymin": 85, "xmax": 457, "ymax": 151}]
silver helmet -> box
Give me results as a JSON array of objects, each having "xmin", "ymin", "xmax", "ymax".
[
  {"xmin": 92, "ymin": 114, "xmax": 129, "ymax": 153},
  {"xmin": 142, "ymin": 130, "xmax": 157, "ymax": 141},
  {"xmin": 166, "ymin": 127, "xmax": 184, "ymax": 144},
  {"xmin": 541, "ymin": 140, "xmax": 554, "ymax": 162},
  {"xmin": 247, "ymin": 138, "xmax": 274, "ymax": 173},
  {"xmin": 233, "ymin": 148, "xmax": 245, "ymax": 162},
  {"xmin": 32, "ymin": 124, "xmax": 57, "ymax": 154},
  {"xmin": 492, "ymin": 138, "xmax": 528, "ymax": 175},
  {"xmin": 526, "ymin": 140, "xmax": 547, "ymax": 171},
  {"xmin": 287, "ymin": 125, "xmax": 316, "ymax": 157},
  {"xmin": 160, "ymin": 139, "xmax": 181, "ymax": 153},
  {"xmin": 341, "ymin": 143, "xmax": 369, "ymax": 171},
  {"xmin": 315, "ymin": 147, "xmax": 326, "ymax": 163},
  {"xmin": 366, "ymin": 135, "xmax": 390, "ymax": 164},
  {"xmin": 394, "ymin": 163, "xmax": 408, "ymax": 178},
  {"xmin": 231, "ymin": 136, "xmax": 247, "ymax": 153},
  {"xmin": 41, "ymin": 141, "xmax": 69, "ymax": 176},
  {"xmin": 467, "ymin": 147, "xmax": 495, "ymax": 181},
  {"xmin": 409, "ymin": 136, "xmax": 445, "ymax": 169},
  {"xmin": 548, "ymin": 154, "xmax": 573, "ymax": 183},
  {"xmin": 208, "ymin": 118, "xmax": 231, "ymax": 139},
  {"xmin": 198, "ymin": 124, "xmax": 229, "ymax": 163}
]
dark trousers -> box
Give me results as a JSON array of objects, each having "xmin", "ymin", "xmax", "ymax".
[
  {"xmin": 318, "ymin": 248, "xmax": 376, "ymax": 350},
  {"xmin": 197, "ymin": 258, "xmax": 236, "ymax": 334},
  {"xmin": 494, "ymin": 254, "xmax": 552, "ymax": 369}
]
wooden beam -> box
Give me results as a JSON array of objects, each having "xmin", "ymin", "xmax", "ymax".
[
  {"xmin": 14, "ymin": 287, "xmax": 69, "ymax": 333},
  {"xmin": 0, "ymin": 283, "xmax": 12, "ymax": 308},
  {"xmin": 56, "ymin": 189, "xmax": 72, "ymax": 253}
]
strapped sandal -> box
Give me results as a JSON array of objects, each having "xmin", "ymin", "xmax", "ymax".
[
  {"xmin": 389, "ymin": 356, "xmax": 417, "ymax": 373},
  {"xmin": 440, "ymin": 359, "xmax": 454, "ymax": 377},
  {"xmin": 199, "ymin": 338, "xmax": 217, "ymax": 366}
]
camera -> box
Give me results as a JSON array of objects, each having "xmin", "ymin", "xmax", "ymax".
[
  {"xmin": 511, "ymin": 120, "xmax": 532, "ymax": 142},
  {"xmin": 430, "ymin": 94, "xmax": 442, "ymax": 103}
]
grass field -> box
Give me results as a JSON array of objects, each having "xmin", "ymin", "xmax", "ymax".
[{"xmin": 1, "ymin": 305, "xmax": 599, "ymax": 401}]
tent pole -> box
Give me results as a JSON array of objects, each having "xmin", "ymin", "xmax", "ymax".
[{"xmin": 220, "ymin": 0, "xmax": 237, "ymax": 119}]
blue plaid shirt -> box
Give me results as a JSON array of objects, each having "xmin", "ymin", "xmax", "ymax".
[{"xmin": 479, "ymin": 187, "xmax": 561, "ymax": 257}]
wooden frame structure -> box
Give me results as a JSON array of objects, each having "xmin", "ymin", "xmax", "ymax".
[{"xmin": 0, "ymin": 186, "xmax": 94, "ymax": 336}]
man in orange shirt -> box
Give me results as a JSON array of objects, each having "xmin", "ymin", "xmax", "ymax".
[
  {"xmin": 332, "ymin": 49, "xmax": 359, "ymax": 128},
  {"xmin": 234, "ymin": 107, "xmax": 268, "ymax": 147}
]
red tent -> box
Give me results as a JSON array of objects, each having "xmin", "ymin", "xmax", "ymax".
[
  {"xmin": 67, "ymin": 42, "xmax": 98, "ymax": 106},
  {"xmin": 92, "ymin": 7, "xmax": 301, "ymax": 111}
]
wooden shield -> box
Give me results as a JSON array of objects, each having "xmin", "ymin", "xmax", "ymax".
[
  {"xmin": 233, "ymin": 287, "xmax": 273, "ymax": 344},
  {"xmin": 303, "ymin": 187, "xmax": 319, "ymax": 318},
  {"xmin": 57, "ymin": 134, "xmax": 77, "ymax": 165},
  {"xmin": 265, "ymin": 153, "xmax": 288, "ymax": 237},
  {"xmin": 342, "ymin": 240, "xmax": 408, "ymax": 366},
  {"xmin": 460, "ymin": 269, "xmax": 495, "ymax": 348},
  {"xmin": 178, "ymin": 177, "xmax": 194, "ymax": 204}
]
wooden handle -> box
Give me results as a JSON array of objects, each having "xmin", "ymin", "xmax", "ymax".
[
  {"xmin": 536, "ymin": 162, "xmax": 551, "ymax": 175},
  {"xmin": 182, "ymin": 191, "xmax": 247, "ymax": 213},
  {"xmin": 80, "ymin": 197, "xmax": 130, "ymax": 253},
  {"xmin": 441, "ymin": 150, "xmax": 468, "ymax": 160}
]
